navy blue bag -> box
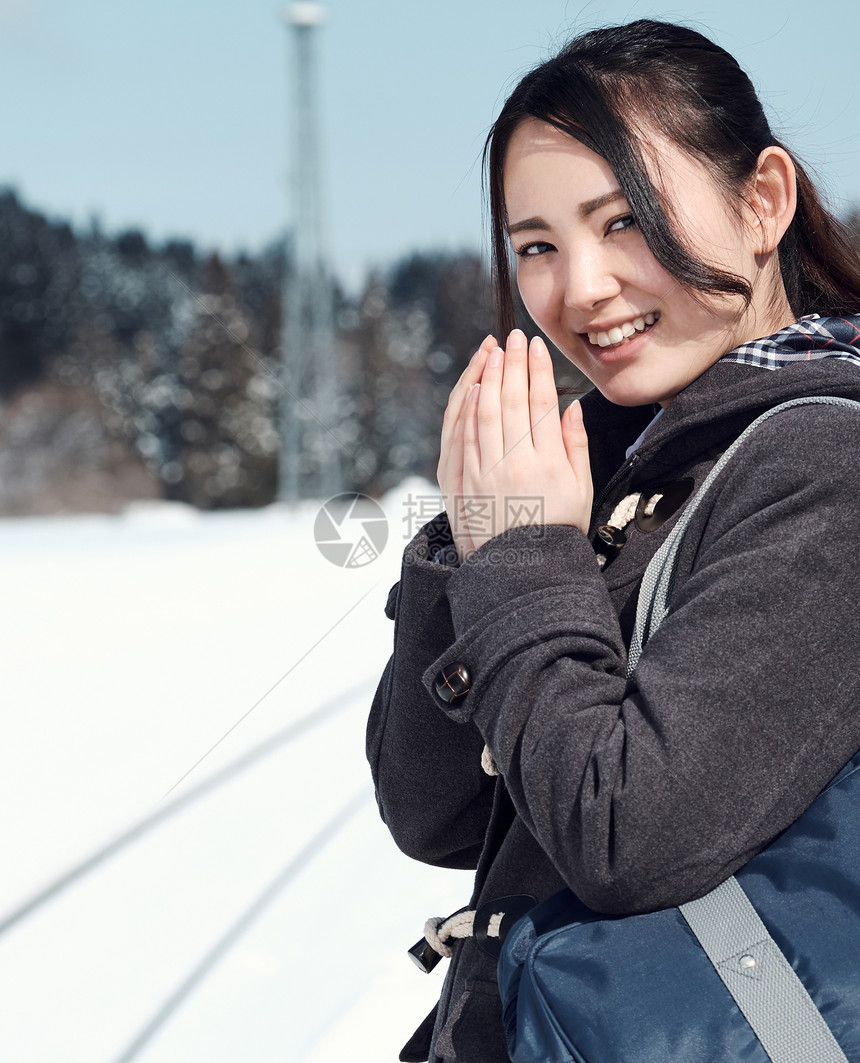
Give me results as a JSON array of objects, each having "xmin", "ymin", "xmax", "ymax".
[
  {"xmin": 498, "ymin": 750, "xmax": 860, "ymax": 1062},
  {"xmin": 497, "ymin": 398, "xmax": 860, "ymax": 1063}
]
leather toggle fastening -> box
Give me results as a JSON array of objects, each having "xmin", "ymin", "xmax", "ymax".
[
  {"xmin": 434, "ymin": 663, "xmax": 472, "ymax": 704},
  {"xmin": 597, "ymin": 524, "xmax": 627, "ymax": 551}
]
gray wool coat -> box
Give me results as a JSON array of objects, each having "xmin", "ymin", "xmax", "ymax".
[{"xmin": 367, "ymin": 349, "xmax": 860, "ymax": 1063}]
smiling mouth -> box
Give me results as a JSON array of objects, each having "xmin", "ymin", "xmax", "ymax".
[{"xmin": 586, "ymin": 311, "xmax": 660, "ymax": 350}]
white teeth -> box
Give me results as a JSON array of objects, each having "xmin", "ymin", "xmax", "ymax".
[{"xmin": 587, "ymin": 312, "xmax": 660, "ymax": 349}]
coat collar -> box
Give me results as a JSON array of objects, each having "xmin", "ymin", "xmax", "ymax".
[{"xmin": 578, "ymin": 314, "xmax": 860, "ymax": 494}]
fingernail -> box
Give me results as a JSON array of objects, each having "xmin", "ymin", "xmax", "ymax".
[
  {"xmin": 488, "ymin": 347, "xmax": 503, "ymax": 368},
  {"xmin": 472, "ymin": 338, "xmax": 489, "ymax": 363},
  {"xmin": 530, "ymin": 337, "xmax": 546, "ymax": 358},
  {"xmin": 471, "ymin": 342, "xmax": 491, "ymax": 366},
  {"xmin": 509, "ymin": 329, "xmax": 526, "ymax": 350}
]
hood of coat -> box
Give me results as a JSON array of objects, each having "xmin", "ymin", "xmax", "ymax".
[{"xmin": 579, "ymin": 314, "xmax": 860, "ymax": 496}]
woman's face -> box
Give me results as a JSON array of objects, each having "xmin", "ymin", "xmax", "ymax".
[{"xmin": 503, "ymin": 118, "xmax": 790, "ymax": 407}]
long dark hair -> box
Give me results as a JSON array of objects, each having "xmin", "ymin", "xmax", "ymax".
[{"xmin": 484, "ymin": 20, "xmax": 860, "ymax": 340}]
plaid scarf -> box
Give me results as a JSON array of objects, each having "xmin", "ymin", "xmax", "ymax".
[{"xmin": 721, "ymin": 314, "xmax": 860, "ymax": 370}]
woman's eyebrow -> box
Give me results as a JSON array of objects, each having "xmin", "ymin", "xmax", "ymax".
[
  {"xmin": 506, "ymin": 190, "xmax": 626, "ymax": 236},
  {"xmin": 580, "ymin": 189, "xmax": 624, "ymax": 217},
  {"xmin": 507, "ymin": 216, "xmax": 549, "ymax": 237}
]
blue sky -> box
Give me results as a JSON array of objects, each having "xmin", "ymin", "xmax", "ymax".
[{"xmin": 0, "ymin": 0, "xmax": 857, "ymax": 289}]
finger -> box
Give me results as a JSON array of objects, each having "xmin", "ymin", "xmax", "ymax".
[
  {"xmin": 471, "ymin": 333, "xmax": 498, "ymax": 367},
  {"xmin": 438, "ymin": 337, "xmax": 494, "ymax": 486},
  {"xmin": 440, "ymin": 355, "xmax": 489, "ymax": 482},
  {"xmin": 462, "ymin": 381, "xmax": 482, "ymax": 471},
  {"xmin": 561, "ymin": 399, "xmax": 592, "ymax": 486},
  {"xmin": 461, "ymin": 382, "xmax": 492, "ymax": 551},
  {"xmin": 445, "ymin": 369, "xmax": 472, "ymax": 492},
  {"xmin": 475, "ymin": 347, "xmax": 506, "ymax": 471},
  {"xmin": 440, "ymin": 339, "xmax": 493, "ymax": 461},
  {"xmin": 453, "ymin": 336, "xmax": 496, "ymax": 400},
  {"xmin": 444, "ymin": 336, "xmax": 494, "ymax": 420},
  {"xmin": 527, "ymin": 336, "xmax": 564, "ymax": 451},
  {"xmin": 499, "ymin": 329, "xmax": 532, "ymax": 456},
  {"xmin": 439, "ymin": 417, "xmax": 470, "ymax": 559}
]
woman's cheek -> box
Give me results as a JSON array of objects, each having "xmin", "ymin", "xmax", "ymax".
[{"xmin": 517, "ymin": 271, "xmax": 554, "ymax": 336}]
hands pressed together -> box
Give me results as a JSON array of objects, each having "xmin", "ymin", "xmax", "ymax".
[{"xmin": 437, "ymin": 330, "xmax": 594, "ymax": 563}]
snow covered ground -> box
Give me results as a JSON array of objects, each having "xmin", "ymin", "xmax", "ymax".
[{"xmin": 0, "ymin": 480, "xmax": 471, "ymax": 1061}]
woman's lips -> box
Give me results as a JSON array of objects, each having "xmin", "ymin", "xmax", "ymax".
[
  {"xmin": 588, "ymin": 312, "xmax": 660, "ymax": 348},
  {"xmin": 582, "ymin": 316, "xmax": 659, "ymax": 362}
]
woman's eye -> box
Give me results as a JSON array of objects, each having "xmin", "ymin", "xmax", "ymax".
[
  {"xmin": 606, "ymin": 214, "xmax": 637, "ymax": 234},
  {"xmin": 516, "ymin": 241, "xmax": 553, "ymax": 258}
]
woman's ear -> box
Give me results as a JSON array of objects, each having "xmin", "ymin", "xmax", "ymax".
[{"xmin": 749, "ymin": 146, "xmax": 797, "ymax": 255}]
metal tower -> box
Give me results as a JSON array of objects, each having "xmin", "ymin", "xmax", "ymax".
[{"xmin": 280, "ymin": 2, "xmax": 342, "ymax": 502}]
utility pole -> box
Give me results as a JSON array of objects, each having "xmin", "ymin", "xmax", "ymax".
[{"xmin": 279, "ymin": 1, "xmax": 341, "ymax": 502}]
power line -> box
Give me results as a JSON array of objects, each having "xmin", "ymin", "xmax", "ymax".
[
  {"xmin": 162, "ymin": 580, "xmax": 381, "ymax": 798},
  {"xmin": 111, "ymin": 788, "xmax": 373, "ymax": 1063},
  {"xmin": 0, "ymin": 677, "xmax": 378, "ymax": 940}
]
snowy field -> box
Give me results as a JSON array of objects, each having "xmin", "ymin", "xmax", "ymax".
[{"xmin": 0, "ymin": 479, "xmax": 471, "ymax": 1062}]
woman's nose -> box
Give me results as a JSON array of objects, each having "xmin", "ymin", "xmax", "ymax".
[{"xmin": 562, "ymin": 250, "xmax": 621, "ymax": 311}]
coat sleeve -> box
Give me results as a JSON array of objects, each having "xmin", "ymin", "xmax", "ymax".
[
  {"xmin": 421, "ymin": 404, "xmax": 860, "ymax": 913},
  {"xmin": 366, "ymin": 509, "xmax": 496, "ymax": 869}
]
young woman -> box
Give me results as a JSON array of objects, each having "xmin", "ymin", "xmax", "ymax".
[{"xmin": 367, "ymin": 20, "xmax": 860, "ymax": 1063}]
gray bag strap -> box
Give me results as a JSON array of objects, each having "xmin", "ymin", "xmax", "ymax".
[
  {"xmin": 627, "ymin": 395, "xmax": 860, "ymax": 1063},
  {"xmin": 680, "ymin": 880, "xmax": 849, "ymax": 1062},
  {"xmin": 629, "ymin": 395, "xmax": 860, "ymax": 674}
]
